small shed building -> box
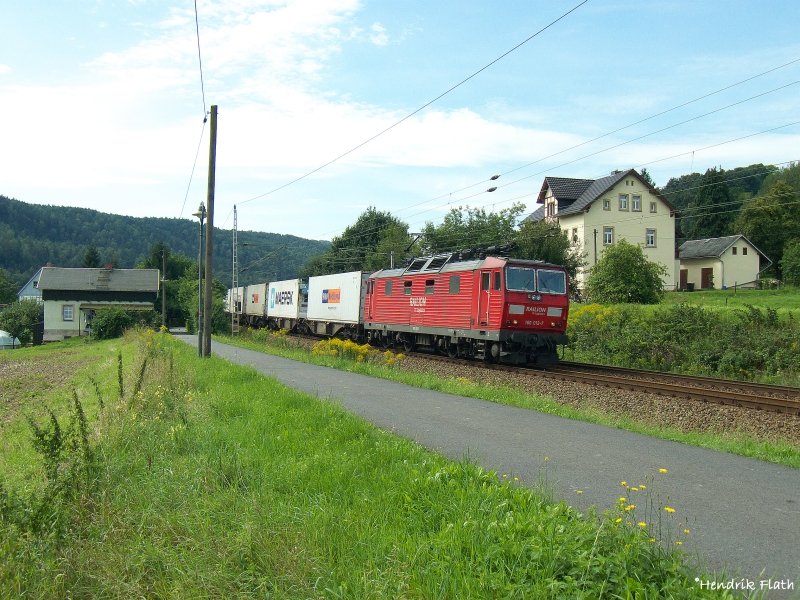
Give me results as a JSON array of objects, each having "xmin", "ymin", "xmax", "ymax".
[
  {"xmin": 37, "ymin": 267, "xmax": 160, "ymax": 341},
  {"xmin": 678, "ymin": 235, "xmax": 770, "ymax": 290}
]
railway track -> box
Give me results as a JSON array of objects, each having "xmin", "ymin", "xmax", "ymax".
[
  {"xmin": 547, "ymin": 361, "xmax": 800, "ymax": 415},
  {"xmin": 415, "ymin": 354, "xmax": 800, "ymax": 416},
  {"xmin": 270, "ymin": 333, "xmax": 800, "ymax": 416}
]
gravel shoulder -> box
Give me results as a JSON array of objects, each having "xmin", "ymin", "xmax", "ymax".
[{"xmin": 400, "ymin": 355, "xmax": 800, "ymax": 446}]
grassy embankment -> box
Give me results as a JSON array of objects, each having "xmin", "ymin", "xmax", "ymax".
[
  {"xmin": 566, "ymin": 288, "xmax": 800, "ymax": 387},
  {"xmin": 0, "ymin": 331, "xmax": 738, "ymax": 598},
  {"xmin": 222, "ymin": 332, "xmax": 800, "ymax": 469},
  {"xmin": 661, "ymin": 287, "xmax": 800, "ymax": 313}
]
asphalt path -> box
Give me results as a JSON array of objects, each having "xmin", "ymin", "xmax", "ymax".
[{"xmin": 180, "ymin": 337, "xmax": 799, "ymax": 595}]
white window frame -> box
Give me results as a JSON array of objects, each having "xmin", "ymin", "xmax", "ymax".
[
  {"xmin": 632, "ymin": 195, "xmax": 642, "ymax": 212},
  {"xmin": 603, "ymin": 226, "xmax": 614, "ymax": 246},
  {"xmin": 650, "ymin": 201, "xmax": 657, "ymax": 213},
  {"xmin": 62, "ymin": 304, "xmax": 74, "ymax": 321},
  {"xmin": 619, "ymin": 194, "xmax": 629, "ymax": 211},
  {"xmin": 603, "ymin": 198, "xmax": 611, "ymax": 211},
  {"xmin": 645, "ymin": 228, "xmax": 656, "ymax": 247}
]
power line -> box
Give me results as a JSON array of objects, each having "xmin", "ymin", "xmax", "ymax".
[
  {"xmin": 233, "ymin": 0, "xmax": 591, "ymax": 209},
  {"xmin": 302, "ymin": 159, "xmax": 799, "ymax": 263},
  {"xmin": 283, "ymin": 59, "xmax": 800, "ymax": 241},
  {"xmin": 178, "ymin": 119, "xmax": 208, "ymax": 219},
  {"xmin": 193, "ymin": 0, "xmax": 208, "ymax": 118}
]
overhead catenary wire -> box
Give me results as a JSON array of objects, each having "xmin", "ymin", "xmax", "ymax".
[
  {"xmin": 194, "ymin": 0, "xmax": 208, "ymax": 119},
  {"xmin": 299, "ymin": 158, "xmax": 799, "ymax": 265},
  {"xmin": 278, "ymin": 72, "xmax": 800, "ymax": 245},
  {"xmin": 314, "ymin": 110, "xmax": 800, "ymax": 249},
  {"xmin": 221, "ymin": 36, "xmax": 800, "ymax": 268},
  {"xmin": 177, "ymin": 0, "xmax": 211, "ymax": 219},
  {"xmin": 228, "ymin": 56, "xmax": 800, "ymax": 239},
  {"xmin": 230, "ymin": 0, "xmax": 591, "ymax": 213},
  {"xmin": 178, "ymin": 118, "xmax": 208, "ymax": 219}
]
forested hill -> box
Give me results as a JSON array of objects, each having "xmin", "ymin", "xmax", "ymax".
[{"xmin": 0, "ymin": 195, "xmax": 330, "ymax": 287}]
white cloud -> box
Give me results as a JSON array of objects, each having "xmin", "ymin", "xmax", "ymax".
[
  {"xmin": 369, "ymin": 23, "xmax": 388, "ymax": 46},
  {"xmin": 0, "ymin": 64, "xmax": 10, "ymax": 75}
]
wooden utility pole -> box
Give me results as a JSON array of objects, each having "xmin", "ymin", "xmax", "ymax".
[
  {"xmin": 161, "ymin": 248, "xmax": 166, "ymax": 327},
  {"xmin": 202, "ymin": 104, "xmax": 217, "ymax": 357}
]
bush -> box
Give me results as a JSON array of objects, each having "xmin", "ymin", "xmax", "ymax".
[
  {"xmin": 568, "ymin": 303, "xmax": 800, "ymax": 381},
  {"xmin": 91, "ymin": 308, "xmax": 158, "ymax": 340},
  {"xmin": 586, "ymin": 240, "xmax": 667, "ymax": 304}
]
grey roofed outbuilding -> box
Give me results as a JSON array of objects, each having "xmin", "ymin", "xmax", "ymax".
[
  {"xmin": 678, "ymin": 234, "xmax": 770, "ymax": 261},
  {"xmin": 523, "ymin": 169, "xmax": 674, "ymax": 222},
  {"xmin": 36, "ymin": 267, "xmax": 160, "ymax": 292}
]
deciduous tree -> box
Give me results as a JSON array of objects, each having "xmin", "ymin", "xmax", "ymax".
[
  {"xmin": 513, "ymin": 220, "xmax": 584, "ymax": 281},
  {"xmin": 682, "ymin": 168, "xmax": 735, "ymax": 240},
  {"xmin": 0, "ymin": 299, "xmax": 42, "ymax": 347},
  {"xmin": 302, "ymin": 207, "xmax": 409, "ymax": 275},
  {"xmin": 780, "ymin": 240, "xmax": 800, "ymax": 286},
  {"xmin": 735, "ymin": 181, "xmax": 800, "ymax": 277},
  {"xmin": 586, "ymin": 240, "xmax": 667, "ymax": 304},
  {"xmin": 421, "ymin": 203, "xmax": 525, "ymax": 255}
]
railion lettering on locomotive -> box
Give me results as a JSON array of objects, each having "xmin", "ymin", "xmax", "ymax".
[
  {"xmin": 525, "ymin": 305, "xmax": 546, "ymax": 314},
  {"xmin": 409, "ymin": 297, "xmax": 427, "ymax": 307}
]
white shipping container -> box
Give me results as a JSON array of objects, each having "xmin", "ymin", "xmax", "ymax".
[
  {"xmin": 244, "ymin": 284, "xmax": 267, "ymax": 317},
  {"xmin": 267, "ymin": 279, "xmax": 303, "ymax": 319},
  {"xmin": 226, "ymin": 286, "xmax": 245, "ymax": 313},
  {"xmin": 307, "ymin": 271, "xmax": 366, "ymax": 324}
]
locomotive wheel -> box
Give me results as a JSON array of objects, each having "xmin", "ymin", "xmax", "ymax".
[
  {"xmin": 403, "ymin": 337, "xmax": 416, "ymax": 352},
  {"xmin": 484, "ymin": 342, "xmax": 500, "ymax": 364},
  {"xmin": 447, "ymin": 344, "xmax": 458, "ymax": 358}
]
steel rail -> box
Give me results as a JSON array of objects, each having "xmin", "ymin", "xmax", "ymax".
[
  {"xmin": 542, "ymin": 364, "xmax": 800, "ymax": 415},
  {"xmin": 414, "ymin": 354, "xmax": 800, "ymax": 416},
  {"xmin": 555, "ymin": 361, "xmax": 800, "ymax": 399}
]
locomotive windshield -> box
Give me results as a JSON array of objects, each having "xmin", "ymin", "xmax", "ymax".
[
  {"xmin": 505, "ymin": 267, "xmax": 536, "ymax": 292},
  {"xmin": 505, "ymin": 266, "xmax": 566, "ymax": 294},
  {"xmin": 536, "ymin": 269, "xmax": 567, "ymax": 294}
]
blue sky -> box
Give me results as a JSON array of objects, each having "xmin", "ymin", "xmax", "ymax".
[{"xmin": 1, "ymin": 0, "xmax": 798, "ymax": 241}]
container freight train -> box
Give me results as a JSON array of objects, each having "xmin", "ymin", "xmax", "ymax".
[{"xmin": 226, "ymin": 254, "xmax": 569, "ymax": 365}]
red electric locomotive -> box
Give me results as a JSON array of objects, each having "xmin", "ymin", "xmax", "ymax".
[{"xmin": 364, "ymin": 253, "xmax": 569, "ymax": 365}]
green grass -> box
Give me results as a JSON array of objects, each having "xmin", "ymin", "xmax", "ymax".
[
  {"xmin": 220, "ymin": 332, "xmax": 800, "ymax": 469},
  {"xmin": 0, "ymin": 331, "xmax": 741, "ymax": 598},
  {"xmin": 662, "ymin": 286, "xmax": 800, "ymax": 313}
]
